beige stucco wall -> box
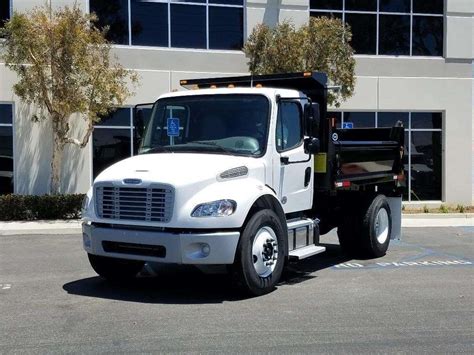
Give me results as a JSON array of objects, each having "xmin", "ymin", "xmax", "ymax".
[{"xmin": 1, "ymin": 0, "xmax": 473, "ymax": 204}]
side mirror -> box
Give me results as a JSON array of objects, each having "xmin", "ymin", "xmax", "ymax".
[
  {"xmin": 303, "ymin": 103, "xmax": 320, "ymax": 137},
  {"xmin": 304, "ymin": 137, "xmax": 320, "ymax": 155}
]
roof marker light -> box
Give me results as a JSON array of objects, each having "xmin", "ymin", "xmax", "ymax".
[
  {"xmin": 255, "ymin": 84, "xmax": 263, "ymax": 88},
  {"xmin": 303, "ymin": 72, "xmax": 312, "ymax": 77},
  {"xmin": 228, "ymin": 84, "xmax": 235, "ymax": 88},
  {"xmin": 210, "ymin": 85, "xmax": 217, "ymax": 89}
]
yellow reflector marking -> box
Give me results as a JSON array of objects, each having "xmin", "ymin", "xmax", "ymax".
[{"xmin": 314, "ymin": 153, "xmax": 327, "ymax": 173}]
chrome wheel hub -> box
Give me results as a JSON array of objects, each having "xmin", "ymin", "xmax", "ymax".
[
  {"xmin": 252, "ymin": 226, "xmax": 278, "ymax": 278},
  {"xmin": 375, "ymin": 208, "xmax": 389, "ymax": 244}
]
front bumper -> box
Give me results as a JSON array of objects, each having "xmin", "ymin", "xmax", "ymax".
[{"xmin": 82, "ymin": 223, "xmax": 240, "ymax": 265}]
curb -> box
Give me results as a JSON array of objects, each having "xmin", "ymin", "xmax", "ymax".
[
  {"xmin": 0, "ymin": 220, "xmax": 82, "ymax": 236},
  {"xmin": 0, "ymin": 214, "xmax": 472, "ymax": 235}
]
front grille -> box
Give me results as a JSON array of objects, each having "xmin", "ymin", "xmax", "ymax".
[{"xmin": 95, "ymin": 183, "xmax": 174, "ymax": 223}]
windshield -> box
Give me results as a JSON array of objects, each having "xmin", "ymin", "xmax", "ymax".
[{"xmin": 139, "ymin": 94, "xmax": 270, "ymax": 157}]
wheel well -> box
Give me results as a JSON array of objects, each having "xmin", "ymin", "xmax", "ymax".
[{"xmin": 242, "ymin": 195, "xmax": 289, "ymax": 258}]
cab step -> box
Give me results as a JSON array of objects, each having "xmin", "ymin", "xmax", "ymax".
[{"xmin": 289, "ymin": 245, "xmax": 326, "ymax": 261}]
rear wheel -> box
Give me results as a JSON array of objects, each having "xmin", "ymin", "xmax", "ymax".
[
  {"xmin": 88, "ymin": 254, "xmax": 145, "ymax": 281},
  {"xmin": 232, "ymin": 209, "xmax": 286, "ymax": 296},
  {"xmin": 337, "ymin": 194, "xmax": 392, "ymax": 258},
  {"xmin": 360, "ymin": 195, "xmax": 392, "ymax": 257}
]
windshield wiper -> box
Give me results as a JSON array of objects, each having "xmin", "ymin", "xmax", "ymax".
[
  {"xmin": 140, "ymin": 146, "xmax": 171, "ymax": 154},
  {"xmin": 190, "ymin": 141, "xmax": 234, "ymax": 153}
]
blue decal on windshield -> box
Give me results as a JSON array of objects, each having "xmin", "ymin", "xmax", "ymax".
[
  {"xmin": 167, "ymin": 118, "xmax": 180, "ymax": 137},
  {"xmin": 342, "ymin": 122, "xmax": 354, "ymax": 129}
]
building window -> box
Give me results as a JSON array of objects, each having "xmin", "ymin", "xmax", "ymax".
[
  {"xmin": 93, "ymin": 108, "xmax": 133, "ymax": 178},
  {"xmin": 90, "ymin": 0, "xmax": 244, "ymax": 50},
  {"xmin": 0, "ymin": 0, "xmax": 10, "ymax": 28},
  {"xmin": 310, "ymin": 0, "xmax": 444, "ymax": 56},
  {"xmin": 327, "ymin": 111, "xmax": 443, "ymax": 201},
  {"xmin": 0, "ymin": 104, "xmax": 14, "ymax": 194}
]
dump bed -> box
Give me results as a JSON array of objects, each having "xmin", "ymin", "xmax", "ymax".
[{"xmin": 319, "ymin": 125, "xmax": 405, "ymax": 190}]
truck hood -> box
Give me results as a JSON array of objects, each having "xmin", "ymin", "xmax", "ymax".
[{"xmin": 94, "ymin": 153, "xmax": 266, "ymax": 187}]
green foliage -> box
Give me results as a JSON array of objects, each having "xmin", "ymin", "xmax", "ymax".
[
  {"xmin": 244, "ymin": 17, "xmax": 356, "ymax": 107},
  {"xmin": 439, "ymin": 204, "xmax": 449, "ymax": 213},
  {"xmin": 0, "ymin": 194, "xmax": 84, "ymax": 221},
  {"xmin": 456, "ymin": 205, "xmax": 465, "ymax": 213},
  {"xmin": 0, "ymin": 4, "xmax": 138, "ymax": 193},
  {"xmin": 423, "ymin": 205, "xmax": 429, "ymax": 213}
]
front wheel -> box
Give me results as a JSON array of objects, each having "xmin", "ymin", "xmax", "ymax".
[
  {"xmin": 88, "ymin": 254, "xmax": 145, "ymax": 282},
  {"xmin": 232, "ymin": 209, "xmax": 286, "ymax": 296}
]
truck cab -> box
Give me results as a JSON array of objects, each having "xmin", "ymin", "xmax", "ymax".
[{"xmin": 82, "ymin": 72, "xmax": 404, "ymax": 295}]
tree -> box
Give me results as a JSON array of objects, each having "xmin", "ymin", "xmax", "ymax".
[
  {"xmin": 244, "ymin": 17, "xmax": 356, "ymax": 107},
  {"xmin": 0, "ymin": 4, "xmax": 138, "ymax": 194}
]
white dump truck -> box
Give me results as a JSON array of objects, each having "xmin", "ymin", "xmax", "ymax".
[{"xmin": 82, "ymin": 72, "xmax": 405, "ymax": 295}]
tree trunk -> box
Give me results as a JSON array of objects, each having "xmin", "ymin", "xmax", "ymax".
[{"xmin": 50, "ymin": 131, "xmax": 64, "ymax": 195}]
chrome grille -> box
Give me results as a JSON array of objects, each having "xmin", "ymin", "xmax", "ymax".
[{"xmin": 95, "ymin": 183, "xmax": 174, "ymax": 223}]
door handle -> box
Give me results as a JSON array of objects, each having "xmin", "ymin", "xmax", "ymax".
[{"xmin": 304, "ymin": 167, "xmax": 312, "ymax": 187}]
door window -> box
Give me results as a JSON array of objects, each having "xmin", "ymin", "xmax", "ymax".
[{"xmin": 276, "ymin": 102, "xmax": 303, "ymax": 152}]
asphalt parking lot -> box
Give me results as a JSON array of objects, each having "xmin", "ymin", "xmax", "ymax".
[{"xmin": 1, "ymin": 227, "xmax": 472, "ymax": 353}]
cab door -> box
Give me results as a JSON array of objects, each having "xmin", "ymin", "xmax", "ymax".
[{"xmin": 274, "ymin": 101, "xmax": 313, "ymax": 213}]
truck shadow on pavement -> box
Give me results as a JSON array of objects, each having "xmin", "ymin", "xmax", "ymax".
[{"xmin": 63, "ymin": 243, "xmax": 352, "ymax": 304}]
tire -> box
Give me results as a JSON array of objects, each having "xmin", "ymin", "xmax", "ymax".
[
  {"xmin": 360, "ymin": 195, "xmax": 392, "ymax": 258},
  {"xmin": 232, "ymin": 209, "xmax": 286, "ymax": 296},
  {"xmin": 88, "ymin": 254, "xmax": 145, "ymax": 282}
]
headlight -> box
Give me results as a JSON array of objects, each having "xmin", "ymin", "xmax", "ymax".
[
  {"xmin": 81, "ymin": 195, "xmax": 90, "ymax": 213},
  {"xmin": 191, "ymin": 199, "xmax": 236, "ymax": 217}
]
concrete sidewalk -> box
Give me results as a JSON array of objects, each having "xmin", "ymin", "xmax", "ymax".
[{"xmin": 0, "ymin": 214, "xmax": 472, "ymax": 236}]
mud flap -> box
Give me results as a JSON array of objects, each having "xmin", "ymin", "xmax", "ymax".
[{"xmin": 387, "ymin": 196, "xmax": 402, "ymax": 240}]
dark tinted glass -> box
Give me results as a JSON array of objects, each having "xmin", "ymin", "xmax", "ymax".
[
  {"xmin": 379, "ymin": 0, "xmax": 411, "ymax": 13},
  {"xmin": 90, "ymin": 0, "xmax": 129, "ymax": 45},
  {"xmin": 0, "ymin": 126, "xmax": 13, "ymax": 194},
  {"xmin": 277, "ymin": 102, "xmax": 302, "ymax": 151},
  {"xmin": 93, "ymin": 129, "xmax": 131, "ymax": 178},
  {"xmin": 412, "ymin": 16, "xmax": 443, "ymax": 56},
  {"xmin": 171, "ymin": 4, "xmax": 206, "ymax": 49},
  {"xmin": 379, "ymin": 15, "xmax": 410, "ymax": 55},
  {"xmin": 327, "ymin": 112, "xmax": 342, "ymax": 128},
  {"xmin": 172, "ymin": 0, "xmax": 206, "ymax": 3},
  {"xmin": 377, "ymin": 112, "xmax": 409, "ymax": 128},
  {"xmin": 411, "ymin": 112, "xmax": 442, "ymax": 129},
  {"xmin": 131, "ymin": 0, "xmax": 168, "ymax": 47},
  {"xmin": 410, "ymin": 131, "xmax": 441, "ymax": 200},
  {"xmin": 310, "ymin": 11, "xmax": 343, "ymax": 20},
  {"xmin": 209, "ymin": 0, "xmax": 244, "ymax": 4},
  {"xmin": 310, "ymin": 0, "xmax": 342, "ymax": 10},
  {"xmin": 0, "ymin": 104, "xmax": 13, "ymax": 124},
  {"xmin": 343, "ymin": 112, "xmax": 375, "ymax": 128},
  {"xmin": 0, "ymin": 0, "xmax": 9, "ymax": 26},
  {"xmin": 345, "ymin": 14, "xmax": 376, "ymax": 54},
  {"xmin": 96, "ymin": 108, "xmax": 131, "ymax": 127},
  {"xmin": 209, "ymin": 7, "xmax": 243, "ymax": 50},
  {"xmin": 345, "ymin": 0, "xmax": 376, "ymax": 11},
  {"xmin": 413, "ymin": 0, "xmax": 444, "ymax": 14}
]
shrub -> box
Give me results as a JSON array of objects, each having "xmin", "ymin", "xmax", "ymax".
[
  {"xmin": 423, "ymin": 205, "xmax": 429, "ymax": 213},
  {"xmin": 439, "ymin": 204, "xmax": 449, "ymax": 213},
  {"xmin": 456, "ymin": 204, "xmax": 465, "ymax": 213},
  {"xmin": 0, "ymin": 194, "xmax": 85, "ymax": 221}
]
